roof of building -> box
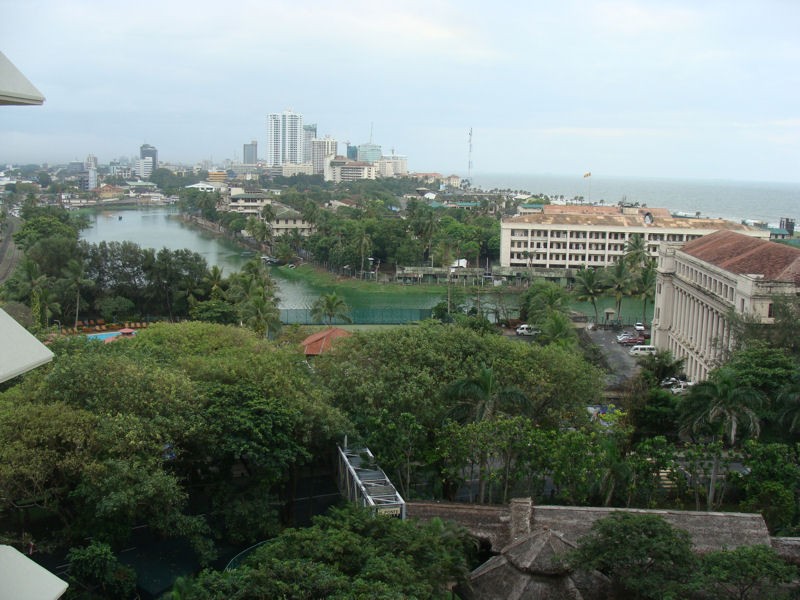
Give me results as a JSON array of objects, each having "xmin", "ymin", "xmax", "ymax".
[
  {"xmin": 0, "ymin": 545, "xmax": 67, "ymax": 599},
  {"xmin": 0, "ymin": 52, "xmax": 45, "ymax": 105},
  {"xmin": 504, "ymin": 211, "xmax": 758, "ymax": 231},
  {"xmin": 301, "ymin": 327, "xmax": 352, "ymax": 356},
  {"xmin": 0, "ymin": 309, "xmax": 54, "ymax": 384},
  {"xmin": 542, "ymin": 204, "xmax": 671, "ymax": 217},
  {"xmin": 230, "ymin": 193, "xmax": 270, "ymax": 199},
  {"xmin": 681, "ymin": 230, "xmax": 800, "ymax": 283}
]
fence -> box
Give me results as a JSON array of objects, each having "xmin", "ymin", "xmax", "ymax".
[{"xmin": 279, "ymin": 307, "xmax": 432, "ymax": 325}]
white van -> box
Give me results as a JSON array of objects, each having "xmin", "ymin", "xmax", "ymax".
[{"xmin": 629, "ymin": 345, "xmax": 656, "ymax": 356}]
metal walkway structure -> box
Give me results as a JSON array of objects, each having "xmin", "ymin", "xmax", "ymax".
[{"xmin": 336, "ymin": 446, "xmax": 406, "ymax": 519}]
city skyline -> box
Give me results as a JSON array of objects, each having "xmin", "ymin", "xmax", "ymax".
[{"xmin": 1, "ymin": 1, "xmax": 799, "ymax": 183}]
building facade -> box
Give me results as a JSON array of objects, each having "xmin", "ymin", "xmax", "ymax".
[
  {"xmin": 243, "ymin": 140, "xmax": 258, "ymax": 164},
  {"xmin": 500, "ymin": 206, "xmax": 766, "ymax": 270},
  {"xmin": 324, "ymin": 157, "xmax": 376, "ymax": 183},
  {"xmin": 302, "ymin": 123, "xmax": 316, "ymax": 163},
  {"xmin": 356, "ymin": 143, "xmax": 382, "ymax": 163},
  {"xmin": 266, "ymin": 110, "xmax": 303, "ymax": 166},
  {"xmin": 311, "ymin": 137, "xmax": 337, "ymax": 175},
  {"xmin": 652, "ymin": 230, "xmax": 800, "ymax": 382},
  {"xmin": 139, "ymin": 144, "xmax": 158, "ymax": 171}
]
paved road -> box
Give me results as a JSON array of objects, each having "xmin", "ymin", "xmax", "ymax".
[{"xmin": 585, "ymin": 326, "xmax": 640, "ymax": 389}]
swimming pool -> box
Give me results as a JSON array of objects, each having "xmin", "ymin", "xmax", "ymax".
[{"xmin": 86, "ymin": 331, "xmax": 122, "ymax": 341}]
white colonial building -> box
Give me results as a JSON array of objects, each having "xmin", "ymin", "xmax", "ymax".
[
  {"xmin": 500, "ymin": 205, "xmax": 766, "ymax": 270},
  {"xmin": 652, "ymin": 230, "xmax": 800, "ymax": 382}
]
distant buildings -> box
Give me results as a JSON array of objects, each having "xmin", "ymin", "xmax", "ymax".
[
  {"xmin": 324, "ymin": 156, "xmax": 376, "ymax": 183},
  {"xmin": 653, "ymin": 230, "xmax": 800, "ymax": 382},
  {"xmin": 500, "ymin": 205, "xmax": 767, "ymax": 271},
  {"xmin": 356, "ymin": 143, "xmax": 381, "ymax": 163},
  {"xmin": 140, "ymin": 144, "xmax": 158, "ymax": 171},
  {"xmin": 311, "ymin": 137, "xmax": 337, "ymax": 175},
  {"xmin": 266, "ymin": 110, "xmax": 303, "ymax": 166},
  {"xmin": 243, "ymin": 140, "xmax": 258, "ymax": 164},
  {"xmin": 302, "ymin": 124, "xmax": 316, "ymax": 164}
]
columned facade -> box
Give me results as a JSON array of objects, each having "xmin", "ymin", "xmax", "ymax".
[{"xmin": 652, "ymin": 231, "xmax": 800, "ymax": 382}]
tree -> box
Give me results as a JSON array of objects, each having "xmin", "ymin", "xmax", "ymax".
[
  {"xmin": 680, "ymin": 367, "xmax": 764, "ymax": 447},
  {"xmin": 571, "ymin": 512, "xmax": 697, "ymax": 600},
  {"xmin": 61, "ymin": 258, "xmax": 93, "ymax": 328},
  {"xmin": 573, "ymin": 267, "xmax": 605, "ymax": 324},
  {"xmin": 624, "ymin": 233, "xmax": 650, "ymax": 271},
  {"xmin": 443, "ymin": 364, "xmax": 530, "ymax": 503},
  {"xmin": 603, "ymin": 259, "xmax": 633, "ymax": 319},
  {"xmin": 67, "ymin": 541, "xmax": 137, "ymax": 599},
  {"xmin": 310, "ymin": 291, "xmax": 351, "ymax": 326},
  {"xmin": 700, "ymin": 544, "xmax": 796, "ymax": 600},
  {"xmin": 634, "ymin": 260, "xmax": 657, "ymax": 325}
]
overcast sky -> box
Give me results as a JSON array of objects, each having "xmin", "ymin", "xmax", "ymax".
[{"xmin": 1, "ymin": 0, "xmax": 799, "ymax": 182}]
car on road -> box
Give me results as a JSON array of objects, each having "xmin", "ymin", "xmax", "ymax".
[{"xmin": 515, "ymin": 324, "xmax": 539, "ymax": 336}]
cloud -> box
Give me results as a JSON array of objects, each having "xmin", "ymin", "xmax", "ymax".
[{"xmin": 590, "ymin": 1, "xmax": 701, "ymax": 36}]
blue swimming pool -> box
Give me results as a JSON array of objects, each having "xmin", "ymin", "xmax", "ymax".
[{"xmin": 86, "ymin": 331, "xmax": 121, "ymax": 341}]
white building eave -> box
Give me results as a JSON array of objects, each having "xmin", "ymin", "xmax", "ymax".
[{"xmin": 0, "ymin": 51, "xmax": 45, "ymax": 106}]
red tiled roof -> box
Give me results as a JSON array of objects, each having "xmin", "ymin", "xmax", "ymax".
[
  {"xmin": 301, "ymin": 327, "xmax": 352, "ymax": 356},
  {"xmin": 682, "ymin": 230, "xmax": 800, "ymax": 282}
]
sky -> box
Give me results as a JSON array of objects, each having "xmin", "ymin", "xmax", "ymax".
[{"xmin": 1, "ymin": 0, "xmax": 799, "ymax": 182}]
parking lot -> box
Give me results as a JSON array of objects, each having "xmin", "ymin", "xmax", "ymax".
[{"xmin": 585, "ymin": 326, "xmax": 641, "ymax": 388}]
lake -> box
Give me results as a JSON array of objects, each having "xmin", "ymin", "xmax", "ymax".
[{"xmin": 79, "ymin": 206, "xmax": 447, "ymax": 312}]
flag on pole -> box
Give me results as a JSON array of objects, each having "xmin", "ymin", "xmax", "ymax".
[{"xmin": 583, "ymin": 172, "xmax": 591, "ymax": 178}]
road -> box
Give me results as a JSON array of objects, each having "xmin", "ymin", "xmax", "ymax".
[
  {"xmin": 0, "ymin": 216, "xmax": 21, "ymax": 284},
  {"xmin": 584, "ymin": 326, "xmax": 640, "ymax": 389}
]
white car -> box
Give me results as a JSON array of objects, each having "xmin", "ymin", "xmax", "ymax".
[
  {"xmin": 670, "ymin": 381, "xmax": 695, "ymax": 395},
  {"xmin": 515, "ymin": 324, "xmax": 539, "ymax": 336},
  {"xmin": 634, "ymin": 322, "xmax": 646, "ymax": 332}
]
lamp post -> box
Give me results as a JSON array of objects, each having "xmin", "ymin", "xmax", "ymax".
[{"xmin": 53, "ymin": 319, "xmax": 61, "ymax": 333}]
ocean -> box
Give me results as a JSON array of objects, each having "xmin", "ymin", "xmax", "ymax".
[{"xmin": 472, "ymin": 173, "xmax": 799, "ymax": 227}]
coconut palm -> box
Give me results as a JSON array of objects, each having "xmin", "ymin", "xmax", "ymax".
[
  {"xmin": 635, "ymin": 260, "xmax": 657, "ymax": 325},
  {"xmin": 61, "ymin": 258, "xmax": 93, "ymax": 329},
  {"xmin": 603, "ymin": 259, "xmax": 633, "ymax": 318},
  {"xmin": 679, "ymin": 368, "xmax": 763, "ymax": 447},
  {"xmin": 443, "ymin": 364, "xmax": 531, "ymax": 503},
  {"xmin": 240, "ymin": 290, "xmax": 281, "ymax": 338},
  {"xmin": 573, "ymin": 267, "xmax": 606, "ymax": 325},
  {"xmin": 202, "ymin": 265, "xmax": 226, "ymax": 300},
  {"xmin": 311, "ymin": 291, "xmax": 352, "ymax": 326},
  {"xmin": 624, "ymin": 233, "xmax": 650, "ymax": 271}
]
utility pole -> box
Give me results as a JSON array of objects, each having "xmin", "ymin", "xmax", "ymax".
[{"xmin": 467, "ymin": 128, "xmax": 473, "ymax": 188}]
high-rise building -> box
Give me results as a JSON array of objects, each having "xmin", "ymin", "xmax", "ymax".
[
  {"xmin": 135, "ymin": 157, "xmax": 153, "ymax": 179},
  {"xmin": 140, "ymin": 144, "xmax": 158, "ymax": 172},
  {"xmin": 85, "ymin": 154, "xmax": 98, "ymax": 170},
  {"xmin": 243, "ymin": 140, "xmax": 258, "ymax": 164},
  {"xmin": 311, "ymin": 137, "xmax": 338, "ymax": 175},
  {"xmin": 266, "ymin": 110, "xmax": 303, "ymax": 166},
  {"xmin": 303, "ymin": 124, "xmax": 317, "ymax": 164},
  {"xmin": 357, "ymin": 143, "xmax": 382, "ymax": 164}
]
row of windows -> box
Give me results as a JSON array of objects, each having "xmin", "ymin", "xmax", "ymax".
[
  {"xmin": 511, "ymin": 241, "xmax": 641, "ymax": 253},
  {"xmin": 677, "ymin": 260, "xmax": 735, "ymax": 302},
  {"xmin": 509, "ymin": 228, "xmax": 699, "ymax": 243}
]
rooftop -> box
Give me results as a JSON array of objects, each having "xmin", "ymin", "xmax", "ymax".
[
  {"xmin": 682, "ymin": 230, "xmax": 800, "ymax": 283},
  {"xmin": 504, "ymin": 211, "xmax": 758, "ymax": 231}
]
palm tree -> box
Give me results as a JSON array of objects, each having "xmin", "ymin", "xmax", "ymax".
[
  {"xmin": 443, "ymin": 365, "xmax": 530, "ymax": 503},
  {"xmin": 310, "ymin": 292, "xmax": 352, "ymax": 326},
  {"xmin": 679, "ymin": 368, "xmax": 763, "ymax": 510},
  {"xmin": 603, "ymin": 259, "xmax": 632, "ymax": 318},
  {"xmin": 624, "ymin": 233, "xmax": 649, "ymax": 271},
  {"xmin": 62, "ymin": 258, "xmax": 93, "ymax": 329},
  {"xmin": 240, "ymin": 291, "xmax": 281, "ymax": 338},
  {"xmin": 538, "ymin": 311, "xmax": 577, "ymax": 347},
  {"xmin": 573, "ymin": 267, "xmax": 605, "ymax": 325},
  {"xmin": 635, "ymin": 260, "xmax": 657, "ymax": 325},
  {"xmin": 202, "ymin": 265, "xmax": 226, "ymax": 300},
  {"xmin": 680, "ymin": 368, "xmax": 763, "ymax": 447}
]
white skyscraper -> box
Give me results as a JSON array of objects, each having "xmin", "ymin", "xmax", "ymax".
[
  {"xmin": 311, "ymin": 136, "xmax": 338, "ymax": 174},
  {"xmin": 266, "ymin": 110, "xmax": 304, "ymax": 166}
]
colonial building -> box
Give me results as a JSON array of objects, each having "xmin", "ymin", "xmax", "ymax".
[
  {"xmin": 652, "ymin": 230, "xmax": 800, "ymax": 382},
  {"xmin": 500, "ymin": 205, "xmax": 766, "ymax": 270}
]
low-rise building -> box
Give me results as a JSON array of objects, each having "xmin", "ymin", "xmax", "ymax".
[
  {"xmin": 500, "ymin": 206, "xmax": 766, "ymax": 270},
  {"xmin": 652, "ymin": 230, "xmax": 800, "ymax": 381}
]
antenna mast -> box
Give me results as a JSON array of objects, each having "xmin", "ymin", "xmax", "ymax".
[{"xmin": 467, "ymin": 128, "xmax": 473, "ymax": 185}]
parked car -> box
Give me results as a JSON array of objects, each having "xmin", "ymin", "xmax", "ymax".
[
  {"xmin": 620, "ymin": 336, "xmax": 646, "ymax": 346},
  {"xmin": 515, "ymin": 324, "xmax": 539, "ymax": 336},
  {"xmin": 617, "ymin": 331, "xmax": 637, "ymax": 341},
  {"xmin": 634, "ymin": 322, "xmax": 646, "ymax": 332},
  {"xmin": 629, "ymin": 344, "xmax": 657, "ymax": 356},
  {"xmin": 617, "ymin": 333, "xmax": 640, "ymax": 343},
  {"xmin": 670, "ymin": 381, "xmax": 695, "ymax": 395}
]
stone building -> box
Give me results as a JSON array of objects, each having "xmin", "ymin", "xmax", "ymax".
[{"xmin": 652, "ymin": 230, "xmax": 800, "ymax": 382}]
